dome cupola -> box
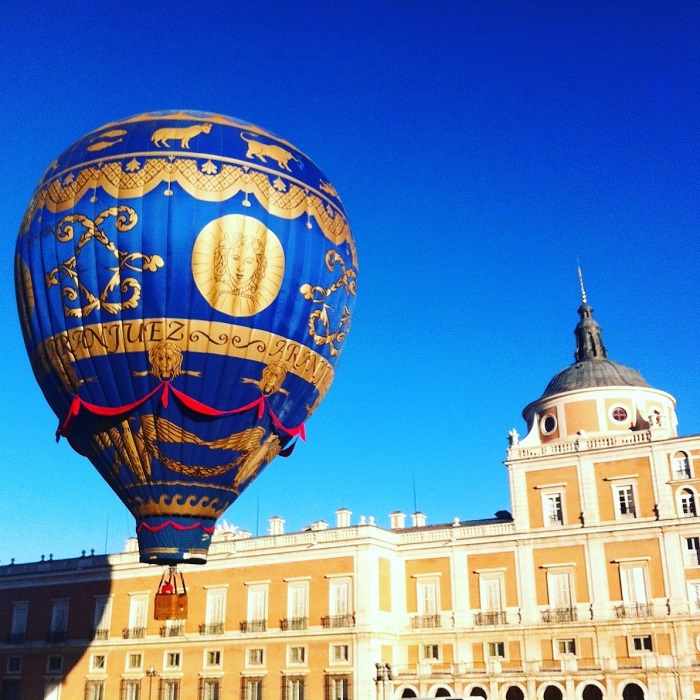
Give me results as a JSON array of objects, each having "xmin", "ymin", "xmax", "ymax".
[{"xmin": 519, "ymin": 271, "xmax": 677, "ymax": 445}]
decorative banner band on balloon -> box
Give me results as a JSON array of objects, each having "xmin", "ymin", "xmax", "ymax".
[
  {"xmin": 56, "ymin": 382, "xmax": 306, "ymax": 441},
  {"xmin": 136, "ymin": 520, "xmax": 216, "ymax": 534}
]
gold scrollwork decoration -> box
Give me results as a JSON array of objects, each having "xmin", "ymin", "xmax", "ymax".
[
  {"xmin": 45, "ymin": 206, "xmax": 164, "ymax": 318},
  {"xmin": 300, "ymin": 250, "xmax": 357, "ymax": 356}
]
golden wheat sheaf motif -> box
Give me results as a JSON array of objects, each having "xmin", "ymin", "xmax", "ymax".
[{"xmin": 44, "ymin": 206, "xmax": 164, "ymax": 319}]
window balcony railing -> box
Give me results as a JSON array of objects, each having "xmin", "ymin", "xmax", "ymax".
[
  {"xmin": 411, "ymin": 614, "xmax": 442, "ymax": 629},
  {"xmin": 46, "ymin": 630, "xmax": 66, "ymax": 643},
  {"xmin": 321, "ymin": 614, "xmax": 355, "ymax": 628},
  {"xmin": 122, "ymin": 627, "xmax": 145, "ymax": 639},
  {"xmin": 540, "ymin": 607, "xmax": 577, "ymax": 623},
  {"xmin": 280, "ymin": 617, "xmax": 308, "ymax": 631},
  {"xmin": 686, "ymin": 551, "xmax": 700, "ymax": 568},
  {"xmin": 6, "ymin": 633, "xmax": 25, "ymax": 644},
  {"xmin": 619, "ymin": 510, "xmax": 637, "ymax": 520},
  {"xmin": 474, "ymin": 610, "xmax": 508, "ymax": 626},
  {"xmin": 240, "ymin": 619, "xmax": 266, "ymax": 633},
  {"xmin": 161, "ymin": 622, "xmax": 185, "ymax": 637},
  {"xmin": 614, "ymin": 602, "xmax": 654, "ymax": 619},
  {"xmin": 198, "ymin": 622, "xmax": 224, "ymax": 635},
  {"xmin": 93, "ymin": 628, "xmax": 109, "ymax": 641}
]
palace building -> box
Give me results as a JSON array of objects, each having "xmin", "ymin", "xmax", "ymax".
[{"xmin": 2, "ymin": 294, "xmax": 700, "ymax": 700}]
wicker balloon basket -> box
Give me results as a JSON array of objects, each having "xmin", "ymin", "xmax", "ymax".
[{"xmin": 154, "ymin": 567, "xmax": 188, "ymax": 620}]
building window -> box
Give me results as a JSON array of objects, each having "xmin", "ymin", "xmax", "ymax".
[
  {"xmin": 422, "ymin": 644, "xmax": 440, "ymax": 661},
  {"xmin": 203, "ymin": 589, "xmax": 226, "ymax": 635},
  {"xmin": 631, "ymin": 635, "xmax": 653, "ymax": 652},
  {"xmin": 120, "ymin": 679, "xmax": 141, "ymax": 700},
  {"xmin": 247, "ymin": 648, "xmax": 264, "ymax": 667},
  {"xmin": 555, "ymin": 639, "xmax": 576, "ymax": 657},
  {"xmin": 6, "ymin": 656, "xmax": 21, "ymax": 674},
  {"xmin": 686, "ymin": 537, "xmax": 700, "ymax": 567},
  {"xmin": 544, "ymin": 570, "xmax": 575, "ymax": 621},
  {"xmin": 90, "ymin": 654, "xmax": 106, "ymax": 672},
  {"xmin": 127, "ymin": 595, "xmax": 148, "ymax": 639},
  {"xmin": 164, "ymin": 652, "xmax": 181, "ymax": 670},
  {"xmin": 325, "ymin": 675, "xmax": 350, "ymax": 700},
  {"xmin": 414, "ymin": 577, "xmax": 440, "ymax": 627},
  {"xmin": 244, "ymin": 586, "xmax": 268, "ymax": 632},
  {"xmin": 126, "ymin": 653, "xmax": 143, "ymax": 671},
  {"xmin": 243, "ymin": 678, "xmax": 264, "ymax": 700},
  {"xmin": 680, "ymin": 488, "xmax": 698, "ymax": 517},
  {"xmin": 541, "ymin": 413, "xmax": 557, "ymax": 435},
  {"xmin": 617, "ymin": 565, "xmax": 651, "ymax": 618},
  {"xmin": 331, "ymin": 644, "xmax": 350, "ymax": 663},
  {"xmin": 49, "ymin": 600, "xmax": 69, "ymax": 642},
  {"xmin": 283, "ymin": 676, "xmax": 305, "ymax": 700},
  {"xmin": 288, "ymin": 646, "xmax": 306, "ymax": 665},
  {"xmin": 1, "ymin": 679, "xmax": 21, "ymax": 700},
  {"xmin": 614, "ymin": 484, "xmax": 637, "ymax": 519},
  {"xmin": 285, "ymin": 581, "xmax": 309, "ymax": 630},
  {"xmin": 673, "ymin": 452, "xmax": 692, "ymax": 478},
  {"xmin": 205, "ymin": 650, "xmax": 222, "ymax": 669},
  {"xmin": 85, "ymin": 680, "xmax": 105, "ymax": 700},
  {"xmin": 47, "ymin": 656, "xmax": 63, "ymax": 674},
  {"xmin": 543, "ymin": 492, "xmax": 564, "ymax": 526},
  {"xmin": 487, "ymin": 641, "xmax": 506, "ymax": 658},
  {"xmin": 479, "ymin": 574, "xmax": 505, "ymax": 613},
  {"xmin": 611, "ymin": 406, "xmax": 628, "ymax": 423},
  {"xmin": 327, "ymin": 578, "xmax": 353, "ymax": 627},
  {"xmin": 93, "ymin": 596, "xmax": 112, "ymax": 639},
  {"xmin": 9, "ymin": 601, "xmax": 28, "ymax": 643},
  {"xmin": 160, "ymin": 679, "xmax": 180, "ymax": 700},
  {"xmin": 199, "ymin": 679, "xmax": 220, "ymax": 700}
]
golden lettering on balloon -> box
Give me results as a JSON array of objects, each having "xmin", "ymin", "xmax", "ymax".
[
  {"xmin": 166, "ymin": 320, "xmax": 186, "ymax": 342},
  {"xmin": 32, "ymin": 319, "xmax": 334, "ymax": 394},
  {"xmin": 144, "ymin": 321, "xmax": 163, "ymax": 344}
]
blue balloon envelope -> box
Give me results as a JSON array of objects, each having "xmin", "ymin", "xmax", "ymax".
[{"xmin": 15, "ymin": 111, "xmax": 357, "ymax": 564}]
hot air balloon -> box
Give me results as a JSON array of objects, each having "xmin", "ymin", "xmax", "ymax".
[{"xmin": 15, "ymin": 111, "xmax": 357, "ymax": 582}]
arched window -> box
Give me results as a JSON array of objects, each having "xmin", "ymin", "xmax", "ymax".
[
  {"xmin": 435, "ymin": 689, "xmax": 452, "ymax": 697},
  {"xmin": 400, "ymin": 689, "xmax": 418, "ymax": 698},
  {"xmin": 505, "ymin": 688, "xmax": 524, "ymax": 700},
  {"xmin": 673, "ymin": 451, "xmax": 692, "ymax": 478},
  {"xmin": 622, "ymin": 682, "xmax": 645, "ymax": 700},
  {"xmin": 582, "ymin": 685, "xmax": 603, "ymax": 700},
  {"xmin": 543, "ymin": 687, "xmax": 563, "ymax": 700},
  {"xmin": 469, "ymin": 688, "xmax": 487, "ymax": 698},
  {"xmin": 680, "ymin": 488, "xmax": 698, "ymax": 517}
]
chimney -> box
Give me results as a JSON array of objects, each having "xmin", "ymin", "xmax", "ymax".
[
  {"xmin": 389, "ymin": 511, "xmax": 406, "ymax": 529},
  {"xmin": 336, "ymin": 508, "xmax": 351, "ymax": 528},
  {"xmin": 411, "ymin": 512, "xmax": 427, "ymax": 528},
  {"xmin": 268, "ymin": 516, "xmax": 285, "ymax": 536}
]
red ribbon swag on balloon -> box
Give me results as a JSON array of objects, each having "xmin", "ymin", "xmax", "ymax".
[{"xmin": 56, "ymin": 381, "xmax": 306, "ymax": 451}]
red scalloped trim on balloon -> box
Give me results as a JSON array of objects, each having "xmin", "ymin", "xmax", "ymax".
[
  {"xmin": 56, "ymin": 381, "xmax": 306, "ymax": 442},
  {"xmin": 136, "ymin": 520, "xmax": 216, "ymax": 534}
]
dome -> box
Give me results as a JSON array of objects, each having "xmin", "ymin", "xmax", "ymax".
[{"xmin": 541, "ymin": 358, "xmax": 650, "ymax": 398}]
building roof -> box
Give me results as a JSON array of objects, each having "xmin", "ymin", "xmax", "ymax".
[
  {"xmin": 537, "ymin": 271, "xmax": 650, "ymax": 400},
  {"xmin": 541, "ymin": 357, "xmax": 650, "ymax": 398}
]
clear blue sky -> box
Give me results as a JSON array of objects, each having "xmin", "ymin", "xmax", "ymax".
[{"xmin": 1, "ymin": 1, "xmax": 699, "ymax": 564}]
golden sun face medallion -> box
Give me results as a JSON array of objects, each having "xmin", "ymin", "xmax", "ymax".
[{"xmin": 192, "ymin": 214, "xmax": 285, "ymax": 317}]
